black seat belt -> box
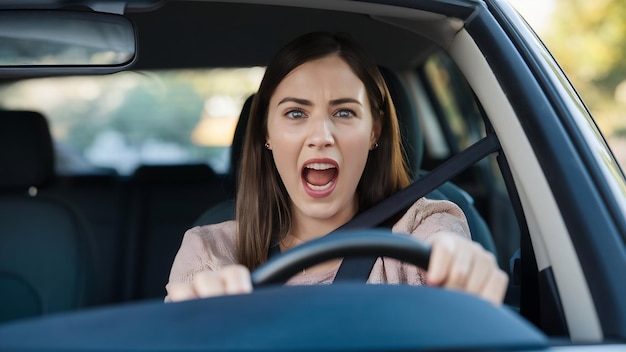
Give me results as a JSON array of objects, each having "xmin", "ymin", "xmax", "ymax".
[{"xmin": 332, "ymin": 132, "xmax": 501, "ymax": 282}]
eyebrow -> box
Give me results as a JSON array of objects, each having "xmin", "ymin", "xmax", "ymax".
[
  {"xmin": 277, "ymin": 97, "xmax": 363, "ymax": 107},
  {"xmin": 277, "ymin": 97, "xmax": 312, "ymax": 106},
  {"xmin": 329, "ymin": 98, "xmax": 363, "ymax": 106}
]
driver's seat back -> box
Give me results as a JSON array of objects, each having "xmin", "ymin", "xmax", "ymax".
[{"xmin": 378, "ymin": 67, "xmax": 497, "ymax": 256}]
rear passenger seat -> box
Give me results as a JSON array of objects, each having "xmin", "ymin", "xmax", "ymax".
[
  {"xmin": 45, "ymin": 158, "xmax": 234, "ymax": 303},
  {"xmin": 0, "ymin": 108, "xmax": 239, "ymax": 314},
  {"xmin": 124, "ymin": 163, "xmax": 232, "ymax": 300},
  {"xmin": 0, "ymin": 110, "xmax": 102, "ymax": 322},
  {"xmin": 49, "ymin": 172, "xmax": 126, "ymax": 304}
]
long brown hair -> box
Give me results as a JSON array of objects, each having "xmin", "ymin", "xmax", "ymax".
[{"xmin": 236, "ymin": 32, "xmax": 411, "ymax": 270}]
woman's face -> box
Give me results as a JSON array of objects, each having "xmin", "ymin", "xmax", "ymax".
[{"xmin": 266, "ymin": 54, "xmax": 380, "ymax": 230}]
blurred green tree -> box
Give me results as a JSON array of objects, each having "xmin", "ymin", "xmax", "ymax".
[{"xmin": 543, "ymin": 0, "xmax": 626, "ymax": 135}]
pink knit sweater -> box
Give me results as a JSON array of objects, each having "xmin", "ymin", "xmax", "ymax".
[{"xmin": 166, "ymin": 198, "xmax": 469, "ymax": 297}]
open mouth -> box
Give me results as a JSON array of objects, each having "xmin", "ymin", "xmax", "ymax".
[{"xmin": 302, "ymin": 162, "xmax": 338, "ymax": 191}]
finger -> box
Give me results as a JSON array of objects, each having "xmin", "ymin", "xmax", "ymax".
[
  {"xmin": 425, "ymin": 234, "xmax": 456, "ymax": 286},
  {"xmin": 193, "ymin": 270, "xmax": 226, "ymax": 298},
  {"xmin": 463, "ymin": 250, "xmax": 494, "ymax": 295},
  {"xmin": 166, "ymin": 282, "xmax": 199, "ymax": 302},
  {"xmin": 442, "ymin": 241, "xmax": 474, "ymax": 290},
  {"xmin": 480, "ymin": 269, "xmax": 509, "ymax": 305},
  {"xmin": 220, "ymin": 265, "xmax": 253, "ymax": 295}
]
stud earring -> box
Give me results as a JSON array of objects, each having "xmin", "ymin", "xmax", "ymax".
[
  {"xmin": 372, "ymin": 142, "xmax": 379, "ymax": 150},
  {"xmin": 264, "ymin": 142, "xmax": 271, "ymax": 149}
]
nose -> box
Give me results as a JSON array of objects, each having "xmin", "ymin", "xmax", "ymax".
[{"xmin": 306, "ymin": 115, "xmax": 334, "ymax": 149}]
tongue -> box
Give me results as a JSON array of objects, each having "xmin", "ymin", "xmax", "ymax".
[{"xmin": 304, "ymin": 168, "xmax": 336, "ymax": 186}]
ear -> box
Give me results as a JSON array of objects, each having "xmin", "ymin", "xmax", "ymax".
[{"xmin": 265, "ymin": 136, "xmax": 272, "ymax": 150}]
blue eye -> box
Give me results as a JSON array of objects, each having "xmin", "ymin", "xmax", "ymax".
[
  {"xmin": 335, "ymin": 109, "xmax": 356, "ymax": 118},
  {"xmin": 286, "ymin": 109, "xmax": 305, "ymax": 119}
]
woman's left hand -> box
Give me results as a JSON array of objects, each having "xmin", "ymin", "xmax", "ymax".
[{"xmin": 425, "ymin": 232, "xmax": 509, "ymax": 305}]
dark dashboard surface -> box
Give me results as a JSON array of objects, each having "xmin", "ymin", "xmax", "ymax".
[{"xmin": 0, "ymin": 284, "xmax": 547, "ymax": 351}]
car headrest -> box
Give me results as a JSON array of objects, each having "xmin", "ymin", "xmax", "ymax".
[
  {"xmin": 229, "ymin": 94, "xmax": 255, "ymax": 179},
  {"xmin": 131, "ymin": 164, "xmax": 217, "ymax": 184},
  {"xmin": 0, "ymin": 110, "xmax": 55, "ymax": 189},
  {"xmin": 378, "ymin": 66, "xmax": 423, "ymax": 174}
]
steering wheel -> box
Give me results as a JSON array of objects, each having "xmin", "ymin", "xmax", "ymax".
[{"xmin": 251, "ymin": 229, "xmax": 432, "ymax": 286}]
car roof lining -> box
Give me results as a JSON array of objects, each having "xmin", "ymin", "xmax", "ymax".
[
  {"xmin": 124, "ymin": 1, "xmax": 464, "ymax": 71},
  {"xmin": 0, "ymin": 1, "xmax": 466, "ymax": 77}
]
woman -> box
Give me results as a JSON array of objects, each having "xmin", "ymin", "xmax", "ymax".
[{"xmin": 166, "ymin": 32, "xmax": 508, "ymax": 304}]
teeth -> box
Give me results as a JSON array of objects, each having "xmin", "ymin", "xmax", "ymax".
[
  {"xmin": 307, "ymin": 180, "xmax": 334, "ymax": 191},
  {"xmin": 305, "ymin": 162, "xmax": 336, "ymax": 170}
]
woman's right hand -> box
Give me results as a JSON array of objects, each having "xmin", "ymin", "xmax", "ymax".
[{"xmin": 165, "ymin": 264, "xmax": 253, "ymax": 302}]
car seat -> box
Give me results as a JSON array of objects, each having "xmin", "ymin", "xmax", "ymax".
[
  {"xmin": 378, "ymin": 67, "xmax": 497, "ymax": 256},
  {"xmin": 193, "ymin": 69, "xmax": 497, "ymax": 257},
  {"xmin": 125, "ymin": 163, "xmax": 230, "ymax": 300},
  {"xmin": 0, "ymin": 110, "xmax": 99, "ymax": 323}
]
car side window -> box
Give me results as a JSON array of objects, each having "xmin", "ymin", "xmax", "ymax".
[{"xmin": 420, "ymin": 52, "xmax": 485, "ymax": 158}]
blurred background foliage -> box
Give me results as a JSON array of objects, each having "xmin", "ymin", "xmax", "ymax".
[{"xmin": 532, "ymin": 0, "xmax": 626, "ymax": 139}]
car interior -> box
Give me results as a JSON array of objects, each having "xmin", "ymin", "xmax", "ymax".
[
  {"xmin": 3, "ymin": 0, "xmax": 623, "ymax": 348},
  {"xmin": 0, "ymin": 0, "xmax": 538, "ymax": 318}
]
